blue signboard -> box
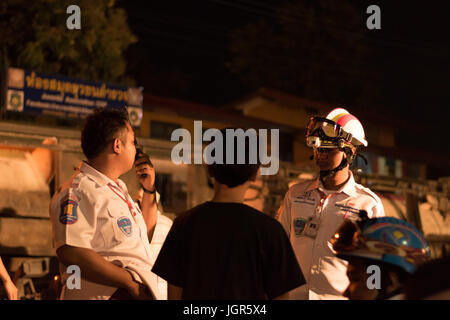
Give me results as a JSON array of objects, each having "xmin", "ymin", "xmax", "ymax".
[{"xmin": 5, "ymin": 67, "xmax": 143, "ymax": 127}]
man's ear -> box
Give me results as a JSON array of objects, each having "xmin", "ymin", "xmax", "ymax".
[
  {"xmin": 347, "ymin": 146, "xmax": 357, "ymax": 158},
  {"xmin": 112, "ymin": 138, "xmax": 121, "ymax": 154}
]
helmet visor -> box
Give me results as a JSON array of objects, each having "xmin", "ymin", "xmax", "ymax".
[{"xmin": 306, "ymin": 117, "xmax": 343, "ymax": 138}]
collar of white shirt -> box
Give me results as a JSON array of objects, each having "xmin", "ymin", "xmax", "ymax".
[
  {"xmin": 305, "ymin": 171, "xmax": 358, "ymax": 198},
  {"xmin": 80, "ymin": 161, "xmax": 127, "ymax": 191}
]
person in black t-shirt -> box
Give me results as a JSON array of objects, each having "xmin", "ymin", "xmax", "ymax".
[{"xmin": 152, "ymin": 128, "xmax": 305, "ymax": 299}]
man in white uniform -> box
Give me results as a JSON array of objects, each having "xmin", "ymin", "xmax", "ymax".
[
  {"xmin": 276, "ymin": 108, "xmax": 385, "ymax": 300},
  {"xmin": 50, "ymin": 108, "xmax": 160, "ymax": 300}
]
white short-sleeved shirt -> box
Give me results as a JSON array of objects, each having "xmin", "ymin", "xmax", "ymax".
[
  {"xmin": 50, "ymin": 162, "xmax": 159, "ymax": 300},
  {"xmin": 276, "ymin": 172, "xmax": 385, "ymax": 300}
]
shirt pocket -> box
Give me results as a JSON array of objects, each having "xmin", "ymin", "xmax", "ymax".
[
  {"xmin": 106, "ymin": 206, "xmax": 138, "ymax": 245},
  {"xmin": 323, "ymin": 202, "xmax": 358, "ymax": 242},
  {"xmin": 291, "ymin": 200, "xmax": 315, "ymax": 237},
  {"xmin": 331, "ymin": 202, "xmax": 362, "ymax": 222}
]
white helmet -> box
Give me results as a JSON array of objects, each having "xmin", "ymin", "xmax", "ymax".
[
  {"xmin": 325, "ymin": 108, "xmax": 367, "ymax": 147},
  {"xmin": 306, "ymin": 107, "xmax": 368, "ymax": 148}
]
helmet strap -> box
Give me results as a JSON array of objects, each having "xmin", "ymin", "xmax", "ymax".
[
  {"xmin": 319, "ymin": 152, "xmax": 348, "ymax": 180},
  {"xmin": 343, "ymin": 146, "xmax": 356, "ymax": 165},
  {"xmin": 355, "ymin": 153, "xmax": 368, "ymax": 166}
]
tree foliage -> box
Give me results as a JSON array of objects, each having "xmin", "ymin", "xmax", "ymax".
[{"xmin": 0, "ymin": 0, "xmax": 137, "ymax": 85}]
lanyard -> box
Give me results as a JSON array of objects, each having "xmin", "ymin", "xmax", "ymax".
[
  {"xmin": 108, "ymin": 183, "xmax": 137, "ymax": 217},
  {"xmin": 313, "ymin": 189, "xmax": 334, "ymax": 220},
  {"xmin": 316, "ymin": 189, "xmax": 332, "ymax": 208}
]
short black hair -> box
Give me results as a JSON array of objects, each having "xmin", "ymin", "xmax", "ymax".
[
  {"xmin": 81, "ymin": 108, "xmax": 130, "ymax": 159},
  {"xmin": 208, "ymin": 128, "xmax": 260, "ymax": 188}
]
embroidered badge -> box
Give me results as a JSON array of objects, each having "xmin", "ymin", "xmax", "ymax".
[
  {"xmin": 293, "ymin": 192, "xmax": 316, "ymax": 206},
  {"xmin": 335, "ymin": 203, "xmax": 361, "ymax": 217},
  {"xmin": 59, "ymin": 199, "xmax": 78, "ymax": 225},
  {"xmin": 117, "ymin": 216, "xmax": 133, "ymax": 237},
  {"xmin": 294, "ymin": 218, "xmax": 308, "ymax": 237},
  {"xmin": 293, "ymin": 199, "xmax": 315, "ymax": 205}
]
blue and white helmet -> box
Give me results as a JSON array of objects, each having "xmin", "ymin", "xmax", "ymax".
[{"xmin": 331, "ymin": 216, "xmax": 431, "ymax": 274}]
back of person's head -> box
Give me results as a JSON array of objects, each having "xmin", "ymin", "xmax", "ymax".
[
  {"xmin": 81, "ymin": 107, "xmax": 130, "ymax": 160},
  {"xmin": 207, "ymin": 128, "xmax": 261, "ymax": 188},
  {"xmin": 404, "ymin": 255, "xmax": 450, "ymax": 300}
]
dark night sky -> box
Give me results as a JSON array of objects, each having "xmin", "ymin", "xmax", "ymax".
[
  {"xmin": 118, "ymin": 0, "xmax": 450, "ymax": 176},
  {"xmin": 119, "ymin": 0, "xmax": 264, "ymax": 105},
  {"xmin": 119, "ymin": 1, "xmax": 450, "ymax": 103}
]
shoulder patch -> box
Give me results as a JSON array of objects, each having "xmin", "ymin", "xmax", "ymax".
[{"xmin": 59, "ymin": 199, "xmax": 78, "ymax": 225}]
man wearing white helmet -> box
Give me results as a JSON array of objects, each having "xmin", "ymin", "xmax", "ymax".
[{"xmin": 276, "ymin": 108, "xmax": 385, "ymax": 300}]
